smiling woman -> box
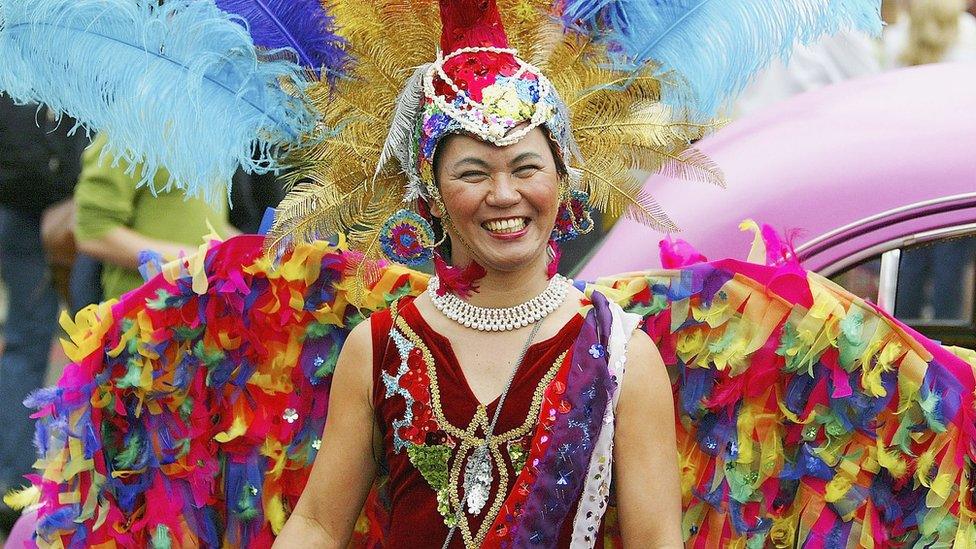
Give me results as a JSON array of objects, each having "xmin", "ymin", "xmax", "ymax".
[
  {"xmin": 3, "ymin": 0, "xmax": 901, "ymax": 547},
  {"xmin": 273, "ymin": 3, "xmax": 683, "ymax": 546}
]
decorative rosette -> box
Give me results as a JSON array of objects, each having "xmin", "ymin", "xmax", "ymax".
[
  {"xmin": 552, "ymin": 189, "xmax": 595, "ymax": 242},
  {"xmin": 379, "ymin": 209, "xmax": 437, "ymax": 266}
]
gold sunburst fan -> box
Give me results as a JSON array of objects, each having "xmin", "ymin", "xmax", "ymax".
[{"xmin": 267, "ymin": 0, "xmax": 725, "ymax": 288}]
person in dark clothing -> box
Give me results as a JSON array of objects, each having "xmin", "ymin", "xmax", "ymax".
[
  {"xmin": 0, "ymin": 96, "xmax": 89, "ymax": 526},
  {"xmin": 229, "ymin": 169, "xmax": 286, "ymax": 235}
]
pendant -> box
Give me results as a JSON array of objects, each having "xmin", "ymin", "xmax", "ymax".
[{"xmin": 463, "ymin": 445, "xmax": 492, "ymax": 515}]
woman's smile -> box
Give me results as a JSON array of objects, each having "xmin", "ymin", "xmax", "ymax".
[{"xmin": 482, "ymin": 216, "xmax": 530, "ymax": 238}]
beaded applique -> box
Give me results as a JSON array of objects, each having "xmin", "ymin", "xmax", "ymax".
[
  {"xmin": 381, "ymin": 328, "xmax": 420, "ymax": 453},
  {"xmin": 506, "ymin": 439, "xmax": 528, "ymax": 475},
  {"xmin": 383, "ymin": 317, "xmax": 460, "ymax": 526},
  {"xmin": 406, "ymin": 444, "xmax": 457, "ymax": 527},
  {"xmin": 378, "ymin": 209, "xmax": 436, "ymax": 266}
]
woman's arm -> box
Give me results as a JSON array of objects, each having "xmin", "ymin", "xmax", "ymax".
[
  {"xmin": 613, "ymin": 328, "xmax": 684, "ymax": 548},
  {"xmin": 273, "ymin": 320, "xmax": 379, "ymax": 548},
  {"xmin": 77, "ymin": 225, "xmax": 196, "ymax": 269}
]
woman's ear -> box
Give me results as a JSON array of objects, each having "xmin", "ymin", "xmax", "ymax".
[
  {"xmin": 420, "ymin": 194, "xmax": 444, "ymax": 220},
  {"xmin": 424, "ymin": 186, "xmax": 448, "ymax": 220}
]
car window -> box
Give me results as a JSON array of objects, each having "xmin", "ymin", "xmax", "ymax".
[
  {"xmin": 830, "ymin": 257, "xmax": 882, "ymax": 304},
  {"xmin": 895, "ymin": 236, "xmax": 976, "ymax": 325},
  {"xmin": 828, "ymin": 234, "xmax": 976, "ymax": 348}
]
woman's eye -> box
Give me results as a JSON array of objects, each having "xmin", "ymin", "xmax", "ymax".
[
  {"xmin": 515, "ymin": 166, "xmax": 541, "ymax": 177},
  {"xmin": 459, "ymin": 171, "xmax": 487, "ymax": 181}
]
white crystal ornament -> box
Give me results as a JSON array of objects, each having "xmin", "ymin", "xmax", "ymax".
[{"xmin": 463, "ymin": 446, "xmax": 493, "ymax": 515}]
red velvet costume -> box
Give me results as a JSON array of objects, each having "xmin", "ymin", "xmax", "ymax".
[{"xmin": 371, "ymin": 297, "xmax": 610, "ymax": 548}]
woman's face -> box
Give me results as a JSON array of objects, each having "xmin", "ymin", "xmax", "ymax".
[{"xmin": 432, "ymin": 127, "xmax": 560, "ymax": 273}]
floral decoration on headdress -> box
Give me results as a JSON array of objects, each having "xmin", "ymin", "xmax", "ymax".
[{"xmin": 407, "ymin": 1, "xmax": 572, "ymax": 202}]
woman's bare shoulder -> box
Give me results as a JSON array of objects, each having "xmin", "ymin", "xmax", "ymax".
[
  {"xmin": 333, "ymin": 317, "xmax": 376, "ymax": 390},
  {"xmin": 620, "ymin": 326, "xmax": 669, "ymax": 400},
  {"xmin": 625, "ymin": 327, "xmax": 657, "ymax": 362},
  {"xmin": 347, "ymin": 313, "xmax": 378, "ymax": 347}
]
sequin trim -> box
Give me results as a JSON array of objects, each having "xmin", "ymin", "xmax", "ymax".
[
  {"xmin": 570, "ymin": 301, "xmax": 641, "ymax": 548},
  {"xmin": 382, "ymin": 327, "xmax": 419, "ymax": 453}
]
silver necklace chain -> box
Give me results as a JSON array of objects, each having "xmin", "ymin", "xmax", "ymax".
[
  {"xmin": 442, "ymin": 319, "xmax": 544, "ymax": 549},
  {"xmin": 428, "ymin": 274, "xmax": 570, "ymax": 331}
]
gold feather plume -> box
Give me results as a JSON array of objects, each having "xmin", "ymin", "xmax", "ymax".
[
  {"xmin": 267, "ymin": 0, "xmax": 725, "ymax": 272},
  {"xmin": 266, "ymin": 1, "xmax": 444, "ymax": 295},
  {"xmin": 544, "ymin": 34, "xmax": 724, "ymax": 230}
]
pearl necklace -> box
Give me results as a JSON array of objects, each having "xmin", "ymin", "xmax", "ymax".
[{"xmin": 427, "ymin": 274, "xmax": 570, "ymax": 331}]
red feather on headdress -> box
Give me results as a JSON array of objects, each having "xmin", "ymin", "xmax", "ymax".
[
  {"xmin": 437, "ymin": 0, "xmax": 509, "ymax": 52},
  {"xmin": 434, "ymin": 0, "xmax": 525, "ymax": 103}
]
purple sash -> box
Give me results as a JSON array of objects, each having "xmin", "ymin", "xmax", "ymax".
[{"xmin": 510, "ymin": 292, "xmax": 615, "ymax": 547}]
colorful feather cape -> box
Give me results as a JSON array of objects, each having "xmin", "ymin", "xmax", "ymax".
[{"xmin": 7, "ymin": 232, "xmax": 975, "ymax": 548}]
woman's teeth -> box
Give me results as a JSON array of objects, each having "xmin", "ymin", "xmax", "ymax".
[{"xmin": 483, "ymin": 217, "xmax": 527, "ymax": 234}]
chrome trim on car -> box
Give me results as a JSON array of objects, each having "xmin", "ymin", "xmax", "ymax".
[
  {"xmin": 796, "ymin": 193, "xmax": 976, "ymax": 258},
  {"xmin": 877, "ymin": 249, "xmax": 901, "ymax": 314}
]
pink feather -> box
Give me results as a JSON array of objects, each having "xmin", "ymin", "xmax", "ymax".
[
  {"xmin": 433, "ymin": 253, "xmax": 486, "ymax": 298},
  {"xmin": 659, "ymin": 236, "xmax": 708, "ymax": 268}
]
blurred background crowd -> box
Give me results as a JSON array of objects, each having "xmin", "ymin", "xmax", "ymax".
[{"xmin": 1, "ymin": 0, "xmax": 974, "ymax": 539}]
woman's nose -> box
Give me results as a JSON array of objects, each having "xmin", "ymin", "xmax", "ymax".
[{"xmin": 486, "ymin": 176, "xmax": 520, "ymax": 207}]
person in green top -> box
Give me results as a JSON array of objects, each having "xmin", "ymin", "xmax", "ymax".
[{"xmin": 74, "ymin": 135, "xmax": 234, "ymax": 299}]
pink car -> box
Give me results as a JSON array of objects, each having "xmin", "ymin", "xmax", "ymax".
[{"xmin": 580, "ymin": 62, "xmax": 976, "ymax": 348}]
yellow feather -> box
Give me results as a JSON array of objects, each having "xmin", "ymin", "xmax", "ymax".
[
  {"xmin": 264, "ymin": 183, "xmax": 368, "ymax": 260},
  {"xmin": 267, "ymin": 493, "xmax": 288, "ymax": 534},
  {"xmin": 4, "ymin": 484, "xmax": 41, "ymax": 510},
  {"xmin": 656, "ymin": 147, "xmax": 726, "ymax": 187}
]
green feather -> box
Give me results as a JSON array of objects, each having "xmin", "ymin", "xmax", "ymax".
[
  {"xmin": 113, "ymin": 433, "xmax": 141, "ymax": 469},
  {"xmin": 838, "ymin": 310, "xmax": 866, "ymax": 369},
  {"xmin": 116, "ymin": 358, "xmax": 143, "ymax": 389},
  {"xmin": 152, "ymin": 525, "xmax": 172, "ymax": 549}
]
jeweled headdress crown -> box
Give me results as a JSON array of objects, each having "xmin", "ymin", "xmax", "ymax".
[{"xmin": 396, "ymin": 0, "xmax": 576, "ymax": 204}]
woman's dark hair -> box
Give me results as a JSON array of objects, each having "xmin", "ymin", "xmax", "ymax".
[{"xmin": 428, "ymin": 127, "xmax": 567, "ymax": 261}]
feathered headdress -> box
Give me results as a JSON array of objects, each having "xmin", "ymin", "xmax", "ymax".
[
  {"xmin": 0, "ymin": 0, "xmax": 882, "ymax": 262},
  {"xmin": 265, "ymin": 0, "xmax": 881, "ymax": 275},
  {"xmin": 266, "ymin": 0, "xmax": 706, "ymax": 276}
]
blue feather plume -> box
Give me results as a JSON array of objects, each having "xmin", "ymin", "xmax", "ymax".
[
  {"xmin": 214, "ymin": 0, "xmax": 349, "ymax": 81},
  {"xmin": 558, "ymin": 0, "xmax": 883, "ymax": 116},
  {"xmin": 0, "ymin": 0, "xmax": 317, "ymax": 203},
  {"xmin": 23, "ymin": 386, "xmax": 63, "ymax": 409},
  {"xmin": 36, "ymin": 505, "xmax": 79, "ymax": 540}
]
